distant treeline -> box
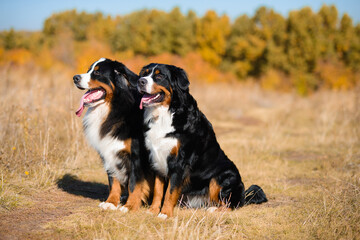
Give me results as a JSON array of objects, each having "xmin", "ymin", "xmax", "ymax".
[{"xmin": 1, "ymin": 5, "xmax": 359, "ymax": 94}]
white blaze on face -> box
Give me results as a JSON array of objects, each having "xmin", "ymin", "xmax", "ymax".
[
  {"xmin": 142, "ymin": 65, "xmax": 157, "ymax": 94},
  {"xmin": 78, "ymin": 58, "xmax": 106, "ymax": 89}
]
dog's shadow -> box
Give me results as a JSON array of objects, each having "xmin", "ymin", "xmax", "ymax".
[{"xmin": 56, "ymin": 174, "xmax": 108, "ymax": 201}]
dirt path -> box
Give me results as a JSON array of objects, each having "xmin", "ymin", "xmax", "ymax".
[{"xmin": 0, "ymin": 174, "xmax": 107, "ymax": 240}]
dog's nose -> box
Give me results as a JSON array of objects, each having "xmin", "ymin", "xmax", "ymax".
[
  {"xmin": 73, "ymin": 75, "xmax": 81, "ymax": 83},
  {"xmin": 138, "ymin": 77, "xmax": 147, "ymax": 87}
]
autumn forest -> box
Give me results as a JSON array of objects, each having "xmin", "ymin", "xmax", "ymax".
[{"xmin": 0, "ymin": 5, "xmax": 359, "ymax": 94}]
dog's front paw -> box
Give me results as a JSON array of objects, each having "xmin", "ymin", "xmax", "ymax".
[
  {"xmin": 206, "ymin": 207, "xmax": 218, "ymax": 213},
  {"xmin": 157, "ymin": 213, "xmax": 168, "ymax": 220},
  {"xmin": 147, "ymin": 206, "xmax": 160, "ymax": 215},
  {"xmin": 119, "ymin": 206, "xmax": 129, "ymax": 213},
  {"xmin": 99, "ymin": 202, "xmax": 118, "ymax": 210}
]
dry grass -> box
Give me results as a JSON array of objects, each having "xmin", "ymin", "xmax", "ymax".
[{"xmin": 0, "ymin": 64, "xmax": 359, "ymax": 239}]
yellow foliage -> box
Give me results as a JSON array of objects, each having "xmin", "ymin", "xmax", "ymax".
[
  {"xmin": 34, "ymin": 48, "xmax": 57, "ymax": 70},
  {"xmin": 198, "ymin": 47, "xmax": 222, "ymax": 66},
  {"xmin": 182, "ymin": 52, "xmax": 235, "ymax": 83},
  {"xmin": 291, "ymin": 72, "xmax": 318, "ymax": 96},
  {"xmin": 246, "ymin": 35, "xmax": 266, "ymax": 60},
  {"xmin": 149, "ymin": 53, "xmax": 183, "ymax": 67},
  {"xmin": 233, "ymin": 60, "xmax": 252, "ymax": 79},
  {"xmin": 196, "ymin": 10, "xmax": 230, "ymax": 66},
  {"xmin": 120, "ymin": 52, "xmax": 235, "ymax": 84},
  {"xmin": 115, "ymin": 50, "xmax": 135, "ymax": 61},
  {"xmin": 316, "ymin": 61, "xmax": 355, "ymax": 90},
  {"xmin": 261, "ymin": 69, "xmax": 282, "ymax": 90},
  {"xmin": 74, "ymin": 41, "xmax": 115, "ymax": 72},
  {"xmin": 0, "ymin": 48, "xmax": 32, "ymax": 65}
]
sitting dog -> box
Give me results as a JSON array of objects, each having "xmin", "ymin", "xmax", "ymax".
[
  {"xmin": 137, "ymin": 63, "xmax": 267, "ymax": 219},
  {"xmin": 73, "ymin": 58, "xmax": 153, "ymax": 212}
]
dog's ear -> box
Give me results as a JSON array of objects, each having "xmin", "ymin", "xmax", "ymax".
[
  {"xmin": 123, "ymin": 69, "xmax": 139, "ymax": 88},
  {"xmin": 114, "ymin": 63, "xmax": 138, "ymax": 88},
  {"xmin": 170, "ymin": 65, "xmax": 190, "ymax": 91}
]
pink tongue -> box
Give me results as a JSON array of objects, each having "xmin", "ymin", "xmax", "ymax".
[
  {"xmin": 75, "ymin": 90, "xmax": 105, "ymax": 116},
  {"xmin": 140, "ymin": 94, "xmax": 155, "ymax": 110},
  {"xmin": 75, "ymin": 93, "xmax": 88, "ymax": 117}
]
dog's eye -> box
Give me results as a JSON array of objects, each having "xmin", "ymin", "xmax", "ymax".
[
  {"xmin": 93, "ymin": 70, "xmax": 100, "ymax": 75},
  {"xmin": 155, "ymin": 74, "xmax": 163, "ymax": 80}
]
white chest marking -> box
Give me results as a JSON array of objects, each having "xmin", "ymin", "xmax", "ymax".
[
  {"xmin": 145, "ymin": 106, "xmax": 177, "ymax": 176},
  {"xmin": 83, "ymin": 103, "xmax": 128, "ymax": 184}
]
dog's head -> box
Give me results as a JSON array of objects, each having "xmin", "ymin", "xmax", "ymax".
[
  {"xmin": 137, "ymin": 63, "xmax": 190, "ymax": 109},
  {"xmin": 73, "ymin": 58, "xmax": 138, "ymax": 117}
]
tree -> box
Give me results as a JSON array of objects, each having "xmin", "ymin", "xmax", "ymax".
[
  {"xmin": 43, "ymin": 10, "xmax": 109, "ymax": 42},
  {"xmin": 110, "ymin": 10, "xmax": 153, "ymax": 55},
  {"xmin": 196, "ymin": 10, "xmax": 230, "ymax": 66},
  {"xmin": 3, "ymin": 29, "xmax": 17, "ymax": 49},
  {"xmin": 318, "ymin": 5, "xmax": 338, "ymax": 58},
  {"xmin": 253, "ymin": 7, "xmax": 287, "ymax": 74},
  {"xmin": 285, "ymin": 7, "xmax": 321, "ymax": 73},
  {"xmin": 166, "ymin": 7, "xmax": 196, "ymax": 56},
  {"xmin": 337, "ymin": 14, "xmax": 360, "ymax": 70}
]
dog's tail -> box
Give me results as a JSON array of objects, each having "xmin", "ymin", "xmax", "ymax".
[{"xmin": 244, "ymin": 185, "xmax": 268, "ymax": 205}]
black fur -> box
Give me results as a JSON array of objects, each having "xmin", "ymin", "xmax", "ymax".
[
  {"xmin": 139, "ymin": 63, "xmax": 267, "ymax": 209},
  {"xmin": 244, "ymin": 185, "xmax": 268, "ymax": 205}
]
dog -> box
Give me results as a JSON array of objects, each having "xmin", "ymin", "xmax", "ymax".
[
  {"xmin": 73, "ymin": 58, "xmax": 153, "ymax": 212},
  {"xmin": 137, "ymin": 63, "xmax": 267, "ymax": 219}
]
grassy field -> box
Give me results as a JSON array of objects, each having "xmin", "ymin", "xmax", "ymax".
[{"xmin": 0, "ymin": 64, "xmax": 359, "ymax": 239}]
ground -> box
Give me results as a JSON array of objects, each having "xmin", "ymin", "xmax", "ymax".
[{"xmin": 0, "ymin": 66, "xmax": 359, "ymax": 239}]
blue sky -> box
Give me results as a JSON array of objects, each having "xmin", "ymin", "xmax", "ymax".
[{"xmin": 0, "ymin": 0, "xmax": 359, "ymax": 31}]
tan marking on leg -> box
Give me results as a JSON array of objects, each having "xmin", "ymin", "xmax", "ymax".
[
  {"xmin": 106, "ymin": 178, "xmax": 121, "ymax": 207},
  {"xmin": 209, "ymin": 178, "xmax": 221, "ymax": 203},
  {"xmin": 148, "ymin": 175, "xmax": 165, "ymax": 214},
  {"xmin": 208, "ymin": 179, "xmax": 231, "ymax": 211},
  {"xmin": 160, "ymin": 181, "xmax": 181, "ymax": 218},
  {"xmin": 124, "ymin": 183, "xmax": 143, "ymax": 211},
  {"xmin": 141, "ymin": 176, "xmax": 153, "ymax": 204}
]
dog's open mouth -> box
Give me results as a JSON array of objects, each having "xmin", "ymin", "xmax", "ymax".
[
  {"xmin": 76, "ymin": 88, "xmax": 106, "ymax": 117},
  {"xmin": 140, "ymin": 92, "xmax": 164, "ymax": 109}
]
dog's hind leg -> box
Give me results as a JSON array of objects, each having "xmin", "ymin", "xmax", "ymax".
[{"xmin": 216, "ymin": 168, "xmax": 246, "ymax": 208}]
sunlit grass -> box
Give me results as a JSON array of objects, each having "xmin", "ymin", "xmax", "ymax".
[{"xmin": 0, "ymin": 65, "xmax": 359, "ymax": 239}]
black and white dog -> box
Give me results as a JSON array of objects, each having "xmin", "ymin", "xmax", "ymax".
[
  {"xmin": 73, "ymin": 58, "xmax": 153, "ymax": 212},
  {"xmin": 137, "ymin": 63, "xmax": 267, "ymax": 219}
]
